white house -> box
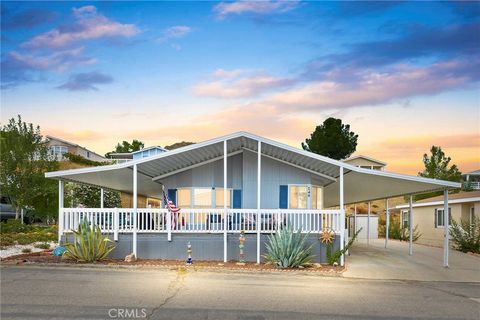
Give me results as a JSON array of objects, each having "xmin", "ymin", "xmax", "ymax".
[{"xmin": 45, "ymin": 132, "xmax": 460, "ymax": 266}]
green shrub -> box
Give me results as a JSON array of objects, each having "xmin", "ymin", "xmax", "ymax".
[
  {"xmin": 0, "ymin": 234, "xmax": 15, "ymax": 246},
  {"xmin": 34, "ymin": 242, "xmax": 51, "ymax": 249},
  {"xmin": 385, "ymin": 220, "xmax": 421, "ymax": 242},
  {"xmin": 326, "ymin": 228, "xmax": 362, "ymax": 265},
  {"xmin": 450, "ymin": 217, "xmax": 480, "ymax": 253},
  {"xmin": 0, "ymin": 220, "xmax": 34, "ymax": 233},
  {"xmin": 64, "ymin": 220, "xmax": 116, "ymax": 262},
  {"xmin": 264, "ymin": 225, "xmax": 314, "ymax": 268},
  {"xmin": 21, "ymin": 248, "xmax": 32, "ymax": 253}
]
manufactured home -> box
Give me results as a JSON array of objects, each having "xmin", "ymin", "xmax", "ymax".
[{"xmin": 45, "ymin": 132, "xmax": 460, "ymax": 266}]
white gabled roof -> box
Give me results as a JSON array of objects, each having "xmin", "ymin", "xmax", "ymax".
[
  {"xmin": 343, "ymin": 155, "xmax": 387, "ymax": 166},
  {"xmin": 45, "ymin": 131, "xmax": 461, "ymax": 206}
]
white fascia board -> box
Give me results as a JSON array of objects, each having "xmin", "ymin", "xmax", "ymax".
[
  {"xmin": 44, "ymin": 130, "xmax": 462, "ymax": 190},
  {"xmin": 395, "ymin": 197, "xmax": 480, "ymax": 209}
]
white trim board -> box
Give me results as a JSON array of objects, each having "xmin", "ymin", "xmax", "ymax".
[{"xmin": 395, "ymin": 197, "xmax": 480, "ymax": 209}]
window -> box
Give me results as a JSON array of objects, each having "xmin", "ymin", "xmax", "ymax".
[
  {"xmin": 193, "ymin": 189, "xmax": 212, "ymax": 208},
  {"xmin": 177, "ymin": 189, "xmax": 191, "ymax": 207},
  {"xmin": 401, "ymin": 210, "xmax": 410, "ymax": 229},
  {"xmin": 146, "ymin": 198, "xmax": 161, "ymax": 208},
  {"xmin": 215, "ymin": 188, "xmax": 231, "ymax": 208},
  {"xmin": 87, "ymin": 151, "xmax": 91, "ymax": 158},
  {"xmin": 311, "ymin": 186, "xmax": 323, "ymax": 209},
  {"xmin": 435, "ymin": 208, "xmax": 451, "ymax": 228},
  {"xmin": 49, "ymin": 145, "xmax": 68, "ymax": 159},
  {"xmin": 289, "ymin": 186, "xmax": 308, "ymax": 209}
]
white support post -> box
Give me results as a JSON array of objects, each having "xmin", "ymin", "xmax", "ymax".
[
  {"xmin": 223, "ymin": 140, "xmax": 228, "ymax": 263},
  {"xmin": 133, "ymin": 164, "xmax": 138, "ymax": 258},
  {"xmin": 58, "ymin": 180, "xmax": 64, "ymax": 244},
  {"xmin": 443, "ymin": 190, "xmax": 449, "ymax": 267},
  {"xmin": 354, "ymin": 204, "xmax": 357, "ymax": 233},
  {"xmin": 385, "ymin": 198, "xmax": 389, "ymax": 249},
  {"xmin": 100, "ymin": 188, "xmax": 104, "ymax": 209},
  {"xmin": 256, "ymin": 141, "xmax": 261, "ymax": 264},
  {"xmin": 21, "ymin": 208, "xmax": 24, "ymax": 225},
  {"xmin": 339, "ymin": 166, "xmax": 345, "ymax": 266},
  {"xmin": 367, "ymin": 202, "xmax": 371, "ymax": 246},
  {"xmin": 409, "ymin": 195, "xmax": 413, "ymax": 256},
  {"xmin": 114, "ymin": 207, "xmax": 119, "ymax": 241}
]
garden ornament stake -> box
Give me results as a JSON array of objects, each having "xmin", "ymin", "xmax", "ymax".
[
  {"xmin": 238, "ymin": 230, "xmax": 246, "ymax": 264},
  {"xmin": 186, "ymin": 241, "xmax": 193, "ymax": 265}
]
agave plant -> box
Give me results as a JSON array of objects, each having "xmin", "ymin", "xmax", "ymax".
[
  {"xmin": 64, "ymin": 219, "xmax": 116, "ymax": 262},
  {"xmin": 264, "ymin": 225, "xmax": 314, "ymax": 268}
]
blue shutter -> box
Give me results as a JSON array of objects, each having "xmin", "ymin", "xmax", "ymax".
[
  {"xmin": 279, "ymin": 185, "xmax": 288, "ymax": 209},
  {"xmin": 233, "ymin": 190, "xmax": 242, "ymax": 209},
  {"xmin": 168, "ymin": 189, "xmax": 177, "ymax": 206}
]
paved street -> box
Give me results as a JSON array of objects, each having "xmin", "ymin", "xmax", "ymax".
[{"xmin": 1, "ymin": 265, "xmax": 479, "ymax": 320}]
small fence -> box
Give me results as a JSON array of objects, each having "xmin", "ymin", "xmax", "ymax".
[{"xmin": 59, "ymin": 208, "xmax": 343, "ymax": 237}]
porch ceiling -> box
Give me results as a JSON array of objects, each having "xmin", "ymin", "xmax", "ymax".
[{"xmin": 45, "ymin": 131, "xmax": 460, "ymax": 204}]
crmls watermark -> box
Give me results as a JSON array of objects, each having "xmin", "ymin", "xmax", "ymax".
[{"xmin": 108, "ymin": 308, "xmax": 148, "ymax": 319}]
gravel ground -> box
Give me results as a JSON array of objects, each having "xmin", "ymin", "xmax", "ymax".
[{"xmin": 0, "ymin": 241, "xmax": 56, "ymax": 259}]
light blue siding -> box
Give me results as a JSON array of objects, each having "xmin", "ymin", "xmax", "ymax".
[{"xmin": 158, "ymin": 151, "xmax": 323, "ymax": 209}]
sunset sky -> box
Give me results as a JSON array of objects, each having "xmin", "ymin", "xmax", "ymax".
[{"xmin": 2, "ymin": 1, "xmax": 479, "ymax": 174}]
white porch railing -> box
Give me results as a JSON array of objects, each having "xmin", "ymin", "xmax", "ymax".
[{"xmin": 59, "ymin": 208, "xmax": 343, "ymax": 236}]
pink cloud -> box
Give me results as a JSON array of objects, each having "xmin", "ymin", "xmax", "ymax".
[
  {"xmin": 213, "ymin": 1, "xmax": 300, "ymax": 19},
  {"xmin": 266, "ymin": 58, "xmax": 479, "ymax": 111},
  {"xmin": 22, "ymin": 5, "xmax": 139, "ymax": 49},
  {"xmin": 193, "ymin": 70, "xmax": 293, "ymax": 98},
  {"xmin": 157, "ymin": 25, "xmax": 192, "ymax": 43}
]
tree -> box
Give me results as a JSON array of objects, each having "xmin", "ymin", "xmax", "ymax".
[
  {"xmin": 164, "ymin": 141, "xmax": 195, "ymax": 150},
  {"xmin": 67, "ymin": 184, "xmax": 121, "ymax": 208},
  {"xmin": 414, "ymin": 146, "xmax": 462, "ymax": 201},
  {"xmin": 105, "ymin": 139, "xmax": 144, "ymax": 157},
  {"xmin": 302, "ymin": 118, "xmax": 358, "ymax": 160},
  {"xmin": 418, "ymin": 146, "xmax": 462, "ymax": 182},
  {"xmin": 0, "ymin": 115, "xmax": 59, "ymax": 220}
]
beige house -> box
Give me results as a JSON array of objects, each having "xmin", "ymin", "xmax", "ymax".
[
  {"xmin": 46, "ymin": 135, "xmax": 106, "ymax": 162},
  {"xmin": 394, "ymin": 191, "xmax": 479, "ymax": 247},
  {"xmin": 343, "ymin": 155, "xmax": 386, "ymax": 170}
]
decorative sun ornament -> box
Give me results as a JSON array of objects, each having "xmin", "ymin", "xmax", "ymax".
[{"xmin": 320, "ymin": 229, "xmax": 334, "ymax": 244}]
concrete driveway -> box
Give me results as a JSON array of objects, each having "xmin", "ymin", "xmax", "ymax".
[{"xmin": 344, "ymin": 239, "xmax": 480, "ymax": 282}]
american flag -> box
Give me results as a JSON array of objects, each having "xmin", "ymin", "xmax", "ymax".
[{"xmin": 163, "ymin": 190, "xmax": 181, "ymax": 229}]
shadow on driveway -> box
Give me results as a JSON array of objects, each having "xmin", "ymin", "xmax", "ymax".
[{"xmin": 344, "ymin": 239, "xmax": 480, "ymax": 282}]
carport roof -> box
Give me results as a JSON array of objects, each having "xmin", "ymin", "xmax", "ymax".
[{"xmin": 45, "ymin": 131, "xmax": 461, "ymax": 206}]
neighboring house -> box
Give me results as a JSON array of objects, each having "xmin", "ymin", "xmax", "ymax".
[
  {"xmin": 463, "ymin": 169, "xmax": 480, "ymax": 190},
  {"xmin": 394, "ymin": 191, "xmax": 479, "ymax": 247},
  {"xmin": 46, "ymin": 132, "xmax": 459, "ymax": 265},
  {"xmin": 342, "ymin": 155, "xmax": 386, "ymax": 171},
  {"xmin": 109, "ymin": 146, "xmax": 166, "ymax": 163},
  {"xmin": 46, "ymin": 136, "xmax": 106, "ymax": 162}
]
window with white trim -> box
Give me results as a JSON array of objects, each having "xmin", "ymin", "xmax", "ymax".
[
  {"xmin": 289, "ymin": 185, "xmax": 308, "ymax": 209},
  {"xmin": 49, "ymin": 145, "xmax": 68, "ymax": 159},
  {"xmin": 435, "ymin": 208, "xmax": 451, "ymax": 228},
  {"xmin": 215, "ymin": 188, "xmax": 231, "ymax": 208},
  {"xmin": 401, "ymin": 210, "xmax": 410, "ymax": 229}
]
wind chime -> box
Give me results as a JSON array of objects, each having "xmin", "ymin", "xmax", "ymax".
[
  {"xmin": 186, "ymin": 241, "xmax": 193, "ymax": 265},
  {"xmin": 238, "ymin": 230, "xmax": 246, "ymax": 265}
]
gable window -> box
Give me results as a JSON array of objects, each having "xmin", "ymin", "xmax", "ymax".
[{"xmin": 435, "ymin": 208, "xmax": 451, "ymax": 228}]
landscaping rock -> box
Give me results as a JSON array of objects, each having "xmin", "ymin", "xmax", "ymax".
[{"xmin": 125, "ymin": 253, "xmax": 136, "ymax": 262}]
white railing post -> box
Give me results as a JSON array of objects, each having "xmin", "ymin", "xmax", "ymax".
[
  {"xmin": 223, "ymin": 139, "xmax": 228, "ymax": 263},
  {"xmin": 167, "ymin": 209, "xmax": 172, "ymax": 241},
  {"xmin": 256, "ymin": 141, "xmax": 262, "ymax": 264},
  {"xmin": 100, "ymin": 188, "xmax": 104, "ymax": 209},
  {"xmin": 133, "ymin": 164, "xmax": 138, "ymax": 258},
  {"xmin": 114, "ymin": 207, "xmax": 119, "ymax": 241},
  {"xmin": 339, "ymin": 166, "xmax": 345, "ymax": 266},
  {"xmin": 443, "ymin": 189, "xmax": 449, "ymax": 267},
  {"xmin": 58, "ymin": 180, "xmax": 64, "ymax": 244}
]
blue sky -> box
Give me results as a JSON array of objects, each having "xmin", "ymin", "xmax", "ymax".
[{"xmin": 1, "ymin": 1, "xmax": 479, "ymax": 173}]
